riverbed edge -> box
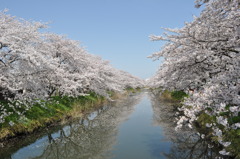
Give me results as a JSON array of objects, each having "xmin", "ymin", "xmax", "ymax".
[
  {"xmin": 0, "ymin": 91, "xmax": 131, "ymax": 145},
  {"xmin": 154, "ymin": 89, "xmax": 240, "ymax": 158}
]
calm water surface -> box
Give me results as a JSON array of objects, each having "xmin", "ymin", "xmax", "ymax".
[{"xmin": 0, "ymin": 92, "xmax": 223, "ymax": 159}]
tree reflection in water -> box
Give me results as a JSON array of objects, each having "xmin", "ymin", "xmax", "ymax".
[
  {"xmin": 3, "ymin": 92, "xmax": 233, "ymax": 159},
  {"xmin": 149, "ymin": 91, "xmax": 231, "ymax": 159},
  {"xmin": 9, "ymin": 93, "xmax": 144, "ymax": 159}
]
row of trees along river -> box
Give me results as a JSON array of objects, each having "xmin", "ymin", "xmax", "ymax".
[{"xmin": 0, "ymin": 0, "xmax": 239, "ymax": 158}]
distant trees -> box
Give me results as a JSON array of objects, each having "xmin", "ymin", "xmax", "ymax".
[
  {"xmin": 148, "ymin": 0, "xmax": 239, "ymax": 156},
  {"xmin": 0, "ymin": 10, "xmax": 143, "ymax": 123}
]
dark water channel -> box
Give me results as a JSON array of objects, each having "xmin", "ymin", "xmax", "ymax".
[{"xmin": 1, "ymin": 92, "xmax": 224, "ymax": 159}]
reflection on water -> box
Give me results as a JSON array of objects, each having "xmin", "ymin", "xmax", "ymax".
[
  {"xmin": 111, "ymin": 92, "xmax": 171, "ymax": 159},
  {"xmin": 149, "ymin": 92, "xmax": 229, "ymax": 159},
  {"xmin": 1, "ymin": 92, "xmax": 229, "ymax": 159},
  {"xmin": 1, "ymin": 93, "xmax": 144, "ymax": 159}
]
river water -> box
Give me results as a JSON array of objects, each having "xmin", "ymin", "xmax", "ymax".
[{"xmin": 0, "ymin": 91, "xmax": 224, "ymax": 159}]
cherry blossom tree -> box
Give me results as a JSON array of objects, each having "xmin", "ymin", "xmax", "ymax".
[
  {"xmin": 148, "ymin": 0, "xmax": 239, "ymax": 156},
  {"xmin": 0, "ymin": 10, "xmax": 144, "ymax": 124},
  {"xmin": 149, "ymin": 0, "xmax": 239, "ymax": 92}
]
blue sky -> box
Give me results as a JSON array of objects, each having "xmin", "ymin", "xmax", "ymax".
[{"xmin": 0, "ymin": 0, "xmax": 202, "ymax": 79}]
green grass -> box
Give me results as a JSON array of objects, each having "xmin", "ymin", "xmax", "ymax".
[
  {"xmin": 125, "ymin": 87, "xmax": 142, "ymax": 93},
  {"xmin": 160, "ymin": 90, "xmax": 188, "ymax": 102},
  {"xmin": 158, "ymin": 89, "xmax": 240, "ymax": 158},
  {"xmin": 0, "ymin": 92, "xmax": 105, "ymax": 140},
  {"xmin": 195, "ymin": 111, "xmax": 240, "ymax": 158},
  {"xmin": 170, "ymin": 90, "xmax": 188, "ymax": 101}
]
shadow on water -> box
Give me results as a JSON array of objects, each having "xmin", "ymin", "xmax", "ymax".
[{"xmin": 0, "ymin": 91, "xmax": 230, "ymax": 159}]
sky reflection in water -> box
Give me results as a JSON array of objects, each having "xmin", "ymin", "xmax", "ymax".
[{"xmin": 1, "ymin": 92, "xmax": 225, "ymax": 159}]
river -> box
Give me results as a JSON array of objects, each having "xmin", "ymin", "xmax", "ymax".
[{"xmin": 0, "ymin": 91, "xmax": 225, "ymax": 159}]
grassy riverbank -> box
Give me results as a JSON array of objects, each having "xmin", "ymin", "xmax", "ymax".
[
  {"xmin": 196, "ymin": 110, "xmax": 240, "ymax": 158},
  {"xmin": 125, "ymin": 87, "xmax": 142, "ymax": 93},
  {"xmin": 0, "ymin": 92, "xmax": 107, "ymax": 142},
  {"xmin": 0, "ymin": 89, "xmax": 138, "ymax": 143},
  {"xmin": 159, "ymin": 90, "xmax": 188, "ymax": 102},
  {"xmin": 158, "ymin": 89, "xmax": 240, "ymax": 158}
]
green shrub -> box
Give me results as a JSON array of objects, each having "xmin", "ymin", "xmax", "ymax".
[{"xmin": 170, "ymin": 90, "xmax": 188, "ymax": 101}]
